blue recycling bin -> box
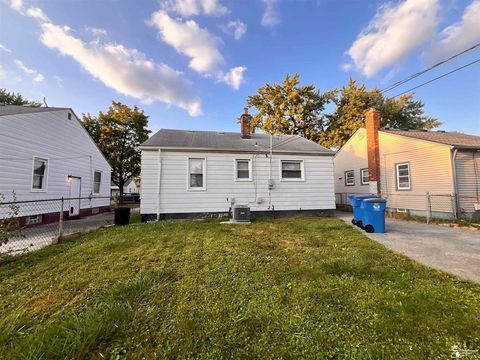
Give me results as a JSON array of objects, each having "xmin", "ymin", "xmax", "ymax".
[
  {"xmin": 362, "ymin": 198, "xmax": 387, "ymax": 233},
  {"xmin": 348, "ymin": 194, "xmax": 377, "ymax": 227}
]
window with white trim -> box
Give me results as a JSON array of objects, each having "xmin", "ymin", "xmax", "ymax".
[
  {"xmin": 396, "ymin": 162, "xmax": 411, "ymax": 190},
  {"xmin": 360, "ymin": 168, "xmax": 369, "ymax": 185},
  {"xmin": 281, "ymin": 160, "xmax": 303, "ymax": 180},
  {"xmin": 235, "ymin": 159, "xmax": 251, "ymax": 181},
  {"xmin": 93, "ymin": 171, "xmax": 102, "ymax": 194},
  {"xmin": 345, "ymin": 170, "xmax": 354, "ymax": 186},
  {"xmin": 32, "ymin": 157, "xmax": 47, "ymax": 191},
  {"xmin": 188, "ymin": 158, "xmax": 205, "ymax": 189}
]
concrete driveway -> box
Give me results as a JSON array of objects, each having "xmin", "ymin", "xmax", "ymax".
[{"xmin": 336, "ymin": 211, "xmax": 480, "ymax": 284}]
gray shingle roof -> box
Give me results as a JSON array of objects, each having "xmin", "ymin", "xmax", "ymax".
[
  {"xmin": 141, "ymin": 129, "xmax": 334, "ymax": 155},
  {"xmin": 0, "ymin": 105, "xmax": 70, "ymax": 116},
  {"xmin": 381, "ymin": 128, "xmax": 480, "ymax": 149}
]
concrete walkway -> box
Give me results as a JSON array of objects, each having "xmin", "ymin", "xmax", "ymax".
[{"xmin": 336, "ymin": 211, "xmax": 480, "ymax": 284}]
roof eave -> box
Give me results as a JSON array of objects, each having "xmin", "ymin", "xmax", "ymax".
[{"xmin": 139, "ymin": 145, "xmax": 334, "ymax": 156}]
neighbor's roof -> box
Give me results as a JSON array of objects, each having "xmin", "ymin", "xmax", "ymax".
[
  {"xmin": 141, "ymin": 129, "xmax": 334, "ymax": 155},
  {"xmin": 0, "ymin": 104, "xmax": 70, "ymax": 116},
  {"xmin": 380, "ymin": 128, "xmax": 480, "ymax": 149}
]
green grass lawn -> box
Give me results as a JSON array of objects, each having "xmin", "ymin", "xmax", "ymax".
[{"xmin": 1, "ymin": 217, "xmax": 479, "ymax": 359}]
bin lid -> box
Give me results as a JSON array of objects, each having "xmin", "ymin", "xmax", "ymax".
[
  {"xmin": 363, "ymin": 198, "xmax": 387, "ymax": 203},
  {"xmin": 354, "ymin": 194, "xmax": 377, "ymax": 199}
]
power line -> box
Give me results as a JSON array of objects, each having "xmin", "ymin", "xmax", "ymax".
[
  {"xmin": 391, "ymin": 58, "xmax": 480, "ymax": 98},
  {"xmin": 380, "ymin": 42, "xmax": 480, "ymax": 93}
]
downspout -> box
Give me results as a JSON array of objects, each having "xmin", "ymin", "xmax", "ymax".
[
  {"xmin": 157, "ymin": 149, "xmax": 162, "ymax": 221},
  {"xmin": 268, "ymin": 134, "xmax": 272, "ymax": 209},
  {"xmin": 451, "ymin": 147, "xmax": 459, "ymax": 219}
]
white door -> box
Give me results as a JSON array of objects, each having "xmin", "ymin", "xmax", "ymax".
[{"xmin": 69, "ymin": 177, "xmax": 81, "ymax": 216}]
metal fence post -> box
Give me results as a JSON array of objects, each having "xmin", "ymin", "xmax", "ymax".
[
  {"xmin": 57, "ymin": 197, "xmax": 64, "ymax": 243},
  {"xmin": 426, "ymin": 192, "xmax": 431, "ymax": 224}
]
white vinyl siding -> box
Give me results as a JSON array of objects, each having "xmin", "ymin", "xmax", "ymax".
[
  {"xmin": 345, "ymin": 170, "xmax": 354, "ymax": 186},
  {"xmin": 361, "ymin": 168, "xmax": 369, "ymax": 185},
  {"xmin": 141, "ymin": 151, "xmax": 335, "ymax": 215},
  {"xmin": 0, "ymin": 109, "xmax": 111, "ymax": 217},
  {"xmin": 396, "ymin": 163, "xmax": 411, "ymax": 190},
  {"xmin": 235, "ymin": 159, "xmax": 251, "ymax": 181},
  {"xmin": 281, "ymin": 160, "xmax": 304, "ymax": 181},
  {"xmin": 32, "ymin": 157, "xmax": 48, "ymax": 191}
]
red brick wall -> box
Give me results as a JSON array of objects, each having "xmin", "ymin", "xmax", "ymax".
[{"xmin": 366, "ymin": 108, "xmax": 381, "ymax": 195}]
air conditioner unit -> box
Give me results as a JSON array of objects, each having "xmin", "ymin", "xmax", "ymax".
[{"xmin": 232, "ymin": 205, "xmax": 250, "ymax": 223}]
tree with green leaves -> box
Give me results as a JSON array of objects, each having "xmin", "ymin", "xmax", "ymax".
[
  {"xmin": 0, "ymin": 89, "xmax": 41, "ymax": 107},
  {"xmin": 321, "ymin": 79, "xmax": 441, "ymax": 148},
  {"xmin": 83, "ymin": 102, "xmax": 150, "ymax": 198},
  {"xmin": 247, "ymin": 73, "xmax": 335, "ymax": 143}
]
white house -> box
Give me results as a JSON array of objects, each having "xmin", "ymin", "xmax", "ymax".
[
  {"xmin": 140, "ymin": 108, "xmax": 335, "ymax": 221},
  {"xmin": 0, "ymin": 105, "xmax": 111, "ymax": 225},
  {"xmin": 110, "ymin": 178, "xmax": 140, "ymax": 197},
  {"xmin": 334, "ymin": 108, "xmax": 480, "ymax": 220}
]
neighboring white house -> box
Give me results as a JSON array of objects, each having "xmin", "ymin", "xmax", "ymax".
[
  {"xmin": 0, "ymin": 105, "xmax": 112, "ymax": 225},
  {"xmin": 140, "ymin": 108, "xmax": 335, "ymax": 221},
  {"xmin": 334, "ymin": 108, "xmax": 480, "ymax": 220},
  {"xmin": 110, "ymin": 178, "xmax": 140, "ymax": 197}
]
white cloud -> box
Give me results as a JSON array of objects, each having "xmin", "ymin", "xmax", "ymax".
[
  {"xmin": 8, "ymin": 1, "xmax": 202, "ymax": 116},
  {"xmin": 14, "ymin": 59, "xmax": 44, "ymax": 82},
  {"xmin": 261, "ymin": 0, "xmax": 280, "ymax": 27},
  {"xmin": 86, "ymin": 27, "xmax": 108, "ymax": 38},
  {"xmin": 221, "ymin": 66, "xmax": 246, "ymax": 90},
  {"xmin": 39, "ymin": 22, "xmax": 202, "ymax": 116},
  {"xmin": 345, "ymin": 0, "xmax": 439, "ymax": 77},
  {"xmin": 25, "ymin": 6, "xmax": 49, "ymax": 21},
  {"xmin": 161, "ymin": 0, "xmax": 229, "ymax": 17},
  {"xmin": 424, "ymin": 0, "xmax": 480, "ymax": 63},
  {"xmin": 9, "ymin": 0, "xmax": 23, "ymax": 11},
  {"xmin": 222, "ymin": 20, "xmax": 247, "ymax": 40},
  {"xmin": 149, "ymin": 10, "xmax": 224, "ymax": 73},
  {"xmin": 0, "ymin": 43, "xmax": 12, "ymax": 53}
]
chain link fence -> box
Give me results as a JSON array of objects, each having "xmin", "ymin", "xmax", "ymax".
[
  {"xmin": 0, "ymin": 196, "xmax": 140, "ymax": 256},
  {"xmin": 335, "ymin": 192, "xmax": 480, "ymax": 222}
]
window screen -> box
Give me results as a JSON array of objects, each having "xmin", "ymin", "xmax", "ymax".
[
  {"xmin": 32, "ymin": 158, "xmax": 47, "ymax": 190},
  {"xmin": 282, "ymin": 161, "xmax": 302, "ymax": 179},
  {"xmin": 189, "ymin": 158, "xmax": 204, "ymax": 188}
]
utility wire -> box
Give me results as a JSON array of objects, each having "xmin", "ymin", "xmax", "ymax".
[
  {"xmin": 380, "ymin": 42, "xmax": 480, "ymax": 93},
  {"xmin": 391, "ymin": 58, "xmax": 480, "ymax": 98}
]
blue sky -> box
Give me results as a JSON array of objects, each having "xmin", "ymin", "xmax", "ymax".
[{"xmin": 1, "ymin": 0, "xmax": 479, "ymax": 135}]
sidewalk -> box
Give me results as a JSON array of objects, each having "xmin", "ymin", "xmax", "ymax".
[
  {"xmin": 336, "ymin": 211, "xmax": 480, "ymax": 284},
  {"xmin": 1, "ymin": 212, "xmax": 114, "ymax": 255}
]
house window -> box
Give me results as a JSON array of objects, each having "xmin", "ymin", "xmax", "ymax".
[
  {"xmin": 345, "ymin": 170, "xmax": 355, "ymax": 186},
  {"xmin": 361, "ymin": 168, "xmax": 369, "ymax": 185},
  {"xmin": 32, "ymin": 157, "xmax": 48, "ymax": 191},
  {"xmin": 235, "ymin": 159, "xmax": 251, "ymax": 181},
  {"xmin": 93, "ymin": 171, "xmax": 102, "ymax": 194},
  {"xmin": 188, "ymin": 158, "xmax": 205, "ymax": 189},
  {"xmin": 281, "ymin": 160, "xmax": 303, "ymax": 180},
  {"xmin": 396, "ymin": 162, "xmax": 411, "ymax": 190}
]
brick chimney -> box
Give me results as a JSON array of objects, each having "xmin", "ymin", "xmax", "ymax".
[
  {"xmin": 366, "ymin": 108, "xmax": 381, "ymax": 195},
  {"xmin": 240, "ymin": 107, "xmax": 252, "ymax": 138}
]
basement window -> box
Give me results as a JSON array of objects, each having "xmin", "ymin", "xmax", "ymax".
[
  {"xmin": 361, "ymin": 168, "xmax": 369, "ymax": 185},
  {"xmin": 235, "ymin": 159, "xmax": 251, "ymax": 181},
  {"xmin": 396, "ymin": 162, "xmax": 411, "ymax": 190},
  {"xmin": 345, "ymin": 170, "xmax": 355, "ymax": 186},
  {"xmin": 188, "ymin": 158, "xmax": 206, "ymax": 190}
]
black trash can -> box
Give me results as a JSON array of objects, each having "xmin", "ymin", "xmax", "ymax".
[{"xmin": 114, "ymin": 207, "xmax": 131, "ymax": 225}]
